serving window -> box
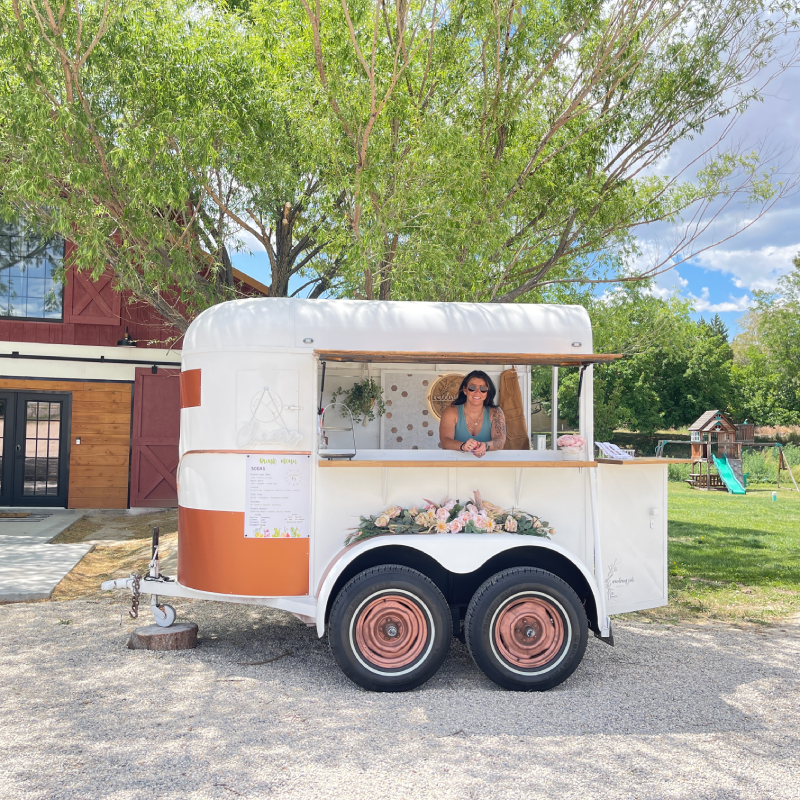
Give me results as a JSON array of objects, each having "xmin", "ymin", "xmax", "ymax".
[
  {"xmin": 315, "ymin": 351, "xmax": 621, "ymax": 465},
  {"xmin": 318, "ymin": 363, "xmax": 518, "ymax": 452}
]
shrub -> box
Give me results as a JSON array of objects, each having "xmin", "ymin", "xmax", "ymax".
[{"xmin": 668, "ymin": 463, "xmax": 691, "ymax": 482}]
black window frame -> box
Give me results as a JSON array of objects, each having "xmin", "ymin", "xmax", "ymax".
[{"xmin": 0, "ymin": 216, "xmax": 66, "ymax": 323}]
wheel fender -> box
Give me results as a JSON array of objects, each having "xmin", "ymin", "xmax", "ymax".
[{"xmin": 315, "ymin": 534, "xmax": 603, "ymax": 637}]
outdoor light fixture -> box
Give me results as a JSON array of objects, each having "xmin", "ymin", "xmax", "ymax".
[{"xmin": 117, "ymin": 328, "xmax": 137, "ymax": 347}]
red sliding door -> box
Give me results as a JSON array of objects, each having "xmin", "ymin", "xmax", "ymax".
[{"xmin": 129, "ymin": 367, "xmax": 180, "ymax": 508}]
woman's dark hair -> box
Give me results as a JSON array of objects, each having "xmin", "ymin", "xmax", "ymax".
[{"xmin": 452, "ymin": 370, "xmax": 497, "ymax": 408}]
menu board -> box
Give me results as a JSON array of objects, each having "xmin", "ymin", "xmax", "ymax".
[{"xmin": 245, "ymin": 454, "xmax": 311, "ymax": 539}]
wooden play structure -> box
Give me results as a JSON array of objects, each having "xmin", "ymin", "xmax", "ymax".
[
  {"xmin": 683, "ymin": 411, "xmax": 798, "ymax": 494},
  {"xmin": 686, "ymin": 410, "xmax": 744, "ymax": 492}
]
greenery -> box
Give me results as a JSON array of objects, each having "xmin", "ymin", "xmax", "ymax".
[
  {"xmin": 528, "ymin": 261, "xmax": 800, "ymax": 438},
  {"xmin": 730, "ymin": 262, "xmax": 800, "ymax": 426},
  {"xmin": 330, "ymin": 378, "xmax": 386, "ymax": 424},
  {"xmin": 2, "ymin": 0, "xmax": 798, "ymax": 325},
  {"xmin": 635, "ymin": 483, "xmax": 800, "ymax": 624}
]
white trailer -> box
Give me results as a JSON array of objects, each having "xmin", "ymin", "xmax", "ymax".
[{"xmin": 104, "ymin": 298, "xmax": 686, "ymax": 692}]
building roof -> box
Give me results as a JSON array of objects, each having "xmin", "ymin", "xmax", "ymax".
[
  {"xmin": 184, "ymin": 298, "xmax": 600, "ymax": 358},
  {"xmin": 688, "ymin": 410, "xmax": 737, "ymax": 433}
]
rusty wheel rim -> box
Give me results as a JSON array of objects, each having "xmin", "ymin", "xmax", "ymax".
[
  {"xmin": 354, "ymin": 593, "xmax": 429, "ymax": 670},
  {"xmin": 492, "ymin": 593, "xmax": 567, "ymax": 671}
]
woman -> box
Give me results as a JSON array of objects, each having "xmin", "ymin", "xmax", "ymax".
[{"xmin": 439, "ymin": 371, "xmax": 506, "ymax": 458}]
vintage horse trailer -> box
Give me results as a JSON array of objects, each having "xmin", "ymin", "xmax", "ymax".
[{"xmin": 104, "ymin": 298, "xmax": 684, "ymax": 692}]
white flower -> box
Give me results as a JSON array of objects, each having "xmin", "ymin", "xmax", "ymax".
[{"xmin": 504, "ymin": 515, "xmax": 518, "ymax": 532}]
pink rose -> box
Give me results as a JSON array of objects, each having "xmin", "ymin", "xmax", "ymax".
[
  {"xmin": 447, "ymin": 519, "xmax": 463, "ymax": 533},
  {"xmin": 435, "ymin": 507, "xmax": 449, "ymax": 522}
]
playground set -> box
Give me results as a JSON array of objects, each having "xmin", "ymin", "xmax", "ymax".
[{"xmin": 655, "ymin": 410, "xmax": 798, "ymax": 494}]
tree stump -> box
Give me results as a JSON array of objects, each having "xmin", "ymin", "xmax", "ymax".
[{"xmin": 127, "ymin": 622, "xmax": 198, "ymax": 651}]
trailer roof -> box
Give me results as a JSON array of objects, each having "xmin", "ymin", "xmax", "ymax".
[{"xmin": 184, "ymin": 298, "xmax": 607, "ymax": 359}]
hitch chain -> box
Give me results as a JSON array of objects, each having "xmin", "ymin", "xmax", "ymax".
[{"xmin": 129, "ymin": 574, "xmax": 141, "ymax": 619}]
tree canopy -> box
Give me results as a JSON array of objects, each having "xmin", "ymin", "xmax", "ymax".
[{"xmin": 2, "ymin": 0, "xmax": 798, "ymax": 329}]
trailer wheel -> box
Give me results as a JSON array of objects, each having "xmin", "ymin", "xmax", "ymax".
[
  {"xmin": 328, "ymin": 565, "xmax": 451, "ymax": 692},
  {"xmin": 465, "ymin": 567, "xmax": 588, "ymax": 691}
]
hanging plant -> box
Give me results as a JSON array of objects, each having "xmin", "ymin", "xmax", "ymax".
[{"xmin": 330, "ymin": 378, "xmax": 386, "ymax": 424}]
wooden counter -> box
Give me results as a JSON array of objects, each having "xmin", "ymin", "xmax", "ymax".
[
  {"xmin": 319, "ymin": 459, "xmax": 598, "ymax": 468},
  {"xmin": 598, "ymin": 458, "xmax": 693, "ymax": 465}
]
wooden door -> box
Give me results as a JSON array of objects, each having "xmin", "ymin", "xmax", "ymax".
[{"xmin": 130, "ymin": 367, "xmax": 180, "ymax": 508}]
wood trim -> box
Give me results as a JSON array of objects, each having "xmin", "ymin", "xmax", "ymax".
[
  {"xmin": 232, "ymin": 268, "xmax": 270, "ymax": 297},
  {"xmin": 179, "ymin": 369, "xmax": 201, "ymax": 408},
  {"xmin": 319, "ymin": 459, "xmax": 598, "ymax": 468},
  {"xmin": 598, "ymin": 458, "xmax": 693, "ymax": 465},
  {"xmin": 314, "ymin": 350, "xmax": 622, "ymax": 366}
]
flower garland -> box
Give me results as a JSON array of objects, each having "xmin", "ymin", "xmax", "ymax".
[{"xmin": 344, "ymin": 490, "xmax": 555, "ymax": 546}]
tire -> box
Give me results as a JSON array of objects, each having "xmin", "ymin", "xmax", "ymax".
[
  {"xmin": 465, "ymin": 567, "xmax": 588, "ymax": 691},
  {"xmin": 328, "ymin": 565, "xmax": 451, "ymax": 692}
]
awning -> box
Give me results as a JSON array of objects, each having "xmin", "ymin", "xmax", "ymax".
[{"xmin": 314, "ymin": 350, "xmax": 623, "ymax": 367}]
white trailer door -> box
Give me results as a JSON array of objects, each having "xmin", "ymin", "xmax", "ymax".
[{"xmin": 597, "ymin": 464, "xmax": 668, "ymax": 615}]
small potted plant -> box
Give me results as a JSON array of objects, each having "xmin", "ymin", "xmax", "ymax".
[
  {"xmin": 556, "ymin": 433, "xmax": 586, "ymax": 460},
  {"xmin": 331, "ymin": 378, "xmax": 386, "ymax": 424}
]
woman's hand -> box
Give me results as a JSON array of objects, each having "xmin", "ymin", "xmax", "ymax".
[
  {"xmin": 472, "ymin": 442, "xmax": 488, "ymax": 458},
  {"xmin": 462, "ymin": 437, "xmax": 479, "ymax": 453}
]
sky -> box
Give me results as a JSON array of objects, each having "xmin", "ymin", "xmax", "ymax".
[
  {"xmin": 641, "ymin": 62, "xmax": 800, "ymax": 335},
  {"xmin": 232, "ymin": 40, "xmax": 800, "ymax": 340}
]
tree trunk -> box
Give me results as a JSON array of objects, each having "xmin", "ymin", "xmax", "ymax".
[{"xmin": 127, "ymin": 622, "xmax": 198, "ymax": 650}]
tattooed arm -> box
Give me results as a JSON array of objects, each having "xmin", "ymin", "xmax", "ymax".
[{"xmin": 472, "ymin": 407, "xmax": 507, "ymax": 457}]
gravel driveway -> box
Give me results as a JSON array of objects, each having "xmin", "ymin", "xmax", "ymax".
[{"xmin": 1, "ymin": 597, "xmax": 798, "ymax": 800}]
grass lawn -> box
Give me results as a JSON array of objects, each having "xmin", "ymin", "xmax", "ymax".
[{"xmin": 632, "ymin": 482, "xmax": 800, "ymax": 625}]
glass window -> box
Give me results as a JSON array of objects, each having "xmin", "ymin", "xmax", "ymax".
[{"xmin": 0, "ymin": 217, "xmax": 64, "ymax": 320}]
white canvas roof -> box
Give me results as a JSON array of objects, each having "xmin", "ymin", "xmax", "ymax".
[{"xmin": 183, "ymin": 298, "xmax": 595, "ymax": 359}]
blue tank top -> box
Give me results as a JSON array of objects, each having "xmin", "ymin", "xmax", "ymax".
[{"xmin": 454, "ymin": 405, "xmax": 492, "ymax": 443}]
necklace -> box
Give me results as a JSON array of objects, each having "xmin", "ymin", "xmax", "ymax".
[{"xmin": 465, "ymin": 408, "xmax": 483, "ymax": 433}]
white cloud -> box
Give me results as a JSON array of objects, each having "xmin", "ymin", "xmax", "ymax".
[
  {"xmin": 692, "ymin": 243, "xmax": 799, "ymax": 291},
  {"xmin": 687, "ymin": 287, "xmax": 753, "ymax": 314},
  {"xmin": 640, "ymin": 266, "xmax": 689, "ymax": 301},
  {"xmin": 230, "ymin": 227, "xmax": 267, "ymax": 254}
]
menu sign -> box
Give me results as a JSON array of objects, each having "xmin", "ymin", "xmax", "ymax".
[{"xmin": 245, "ymin": 454, "xmax": 311, "ymax": 539}]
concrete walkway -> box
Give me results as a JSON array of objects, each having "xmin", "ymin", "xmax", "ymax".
[{"xmin": 0, "ymin": 510, "xmax": 92, "ymax": 602}]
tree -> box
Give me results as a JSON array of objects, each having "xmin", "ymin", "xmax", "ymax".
[
  {"xmin": 536, "ymin": 287, "xmax": 737, "ymax": 438},
  {"xmin": 0, "ymin": 0, "xmax": 344, "ymax": 335},
  {"xmin": 280, "ymin": 0, "xmax": 799, "ymax": 302},
  {"xmin": 731, "ymin": 261, "xmax": 800, "ymax": 425}
]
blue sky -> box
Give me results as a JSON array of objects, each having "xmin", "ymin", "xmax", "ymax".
[
  {"xmin": 639, "ymin": 63, "xmax": 800, "ymax": 335},
  {"xmin": 233, "ymin": 51, "xmax": 800, "ymax": 340}
]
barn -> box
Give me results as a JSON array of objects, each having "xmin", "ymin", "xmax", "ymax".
[{"xmin": 0, "ymin": 219, "xmax": 266, "ymax": 509}]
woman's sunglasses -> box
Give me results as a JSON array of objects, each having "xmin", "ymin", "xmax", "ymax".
[{"xmin": 466, "ymin": 384, "xmax": 489, "ymax": 393}]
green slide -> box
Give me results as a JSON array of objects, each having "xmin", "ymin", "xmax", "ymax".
[{"xmin": 712, "ymin": 454, "xmax": 746, "ymax": 494}]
